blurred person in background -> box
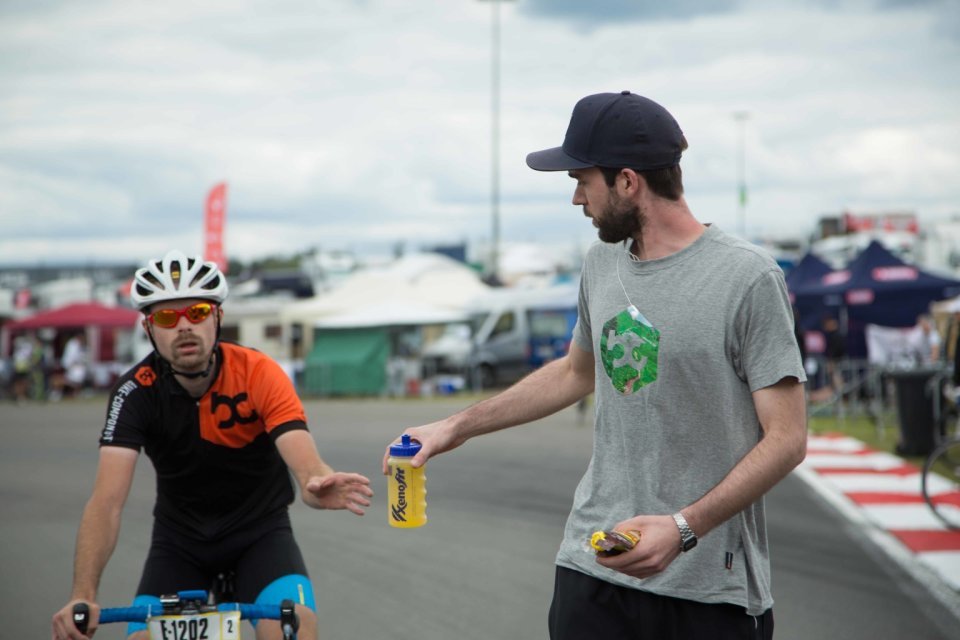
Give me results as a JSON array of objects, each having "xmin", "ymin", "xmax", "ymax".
[
  {"xmin": 60, "ymin": 332, "xmax": 90, "ymax": 398},
  {"xmin": 820, "ymin": 314, "xmax": 846, "ymax": 400},
  {"xmin": 12, "ymin": 334, "xmax": 45, "ymax": 403},
  {"xmin": 906, "ymin": 313, "xmax": 941, "ymax": 365}
]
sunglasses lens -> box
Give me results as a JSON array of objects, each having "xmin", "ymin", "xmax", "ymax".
[
  {"xmin": 186, "ymin": 303, "xmax": 213, "ymax": 323},
  {"xmin": 151, "ymin": 309, "xmax": 179, "ymax": 327}
]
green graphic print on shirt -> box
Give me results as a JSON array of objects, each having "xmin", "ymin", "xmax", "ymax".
[{"xmin": 600, "ymin": 307, "xmax": 660, "ymax": 394}]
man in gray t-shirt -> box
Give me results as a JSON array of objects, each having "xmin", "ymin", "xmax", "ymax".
[{"xmin": 384, "ymin": 91, "xmax": 807, "ymax": 640}]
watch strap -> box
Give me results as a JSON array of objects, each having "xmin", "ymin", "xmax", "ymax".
[{"xmin": 672, "ymin": 512, "xmax": 698, "ymax": 552}]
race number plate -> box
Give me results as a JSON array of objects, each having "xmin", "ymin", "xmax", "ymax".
[{"xmin": 147, "ymin": 610, "xmax": 241, "ymax": 640}]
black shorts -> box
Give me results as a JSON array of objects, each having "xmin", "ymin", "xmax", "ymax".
[
  {"xmin": 548, "ymin": 566, "xmax": 773, "ymax": 640},
  {"xmin": 136, "ymin": 510, "xmax": 309, "ymax": 604}
]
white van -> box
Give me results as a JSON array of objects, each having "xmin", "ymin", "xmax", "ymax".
[{"xmin": 422, "ymin": 283, "xmax": 579, "ymax": 388}]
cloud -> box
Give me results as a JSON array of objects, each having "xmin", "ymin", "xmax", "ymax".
[
  {"xmin": 0, "ymin": 0, "xmax": 958, "ymax": 266},
  {"xmin": 518, "ymin": 0, "xmax": 740, "ymax": 29}
]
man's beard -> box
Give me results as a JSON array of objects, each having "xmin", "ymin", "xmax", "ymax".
[
  {"xmin": 168, "ymin": 335, "xmax": 212, "ymax": 372},
  {"xmin": 593, "ymin": 193, "xmax": 646, "ymax": 244}
]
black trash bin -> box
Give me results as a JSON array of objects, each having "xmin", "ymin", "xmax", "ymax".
[{"xmin": 889, "ymin": 367, "xmax": 941, "ymax": 457}]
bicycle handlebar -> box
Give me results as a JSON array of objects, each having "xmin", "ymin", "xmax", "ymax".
[
  {"xmin": 73, "ymin": 600, "xmax": 297, "ymax": 634},
  {"xmin": 90, "ymin": 602, "xmax": 283, "ymax": 623}
]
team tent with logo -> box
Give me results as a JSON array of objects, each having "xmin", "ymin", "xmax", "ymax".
[
  {"xmin": 785, "ymin": 251, "xmax": 833, "ymax": 295},
  {"xmin": 790, "ymin": 240, "xmax": 960, "ymax": 357}
]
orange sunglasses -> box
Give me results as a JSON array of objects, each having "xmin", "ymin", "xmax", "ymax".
[{"xmin": 147, "ymin": 302, "xmax": 217, "ymax": 328}]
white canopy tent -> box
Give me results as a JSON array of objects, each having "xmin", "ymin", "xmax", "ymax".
[
  {"xmin": 280, "ymin": 252, "xmax": 489, "ymax": 356},
  {"xmin": 314, "ymin": 302, "xmax": 468, "ymax": 329}
]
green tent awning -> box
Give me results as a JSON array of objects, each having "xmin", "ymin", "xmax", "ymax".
[{"xmin": 303, "ymin": 328, "xmax": 388, "ymax": 396}]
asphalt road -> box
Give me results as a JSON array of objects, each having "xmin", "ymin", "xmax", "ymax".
[{"xmin": 3, "ymin": 395, "xmax": 958, "ymax": 639}]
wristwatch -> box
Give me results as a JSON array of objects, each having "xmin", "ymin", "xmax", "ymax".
[{"xmin": 672, "ymin": 512, "xmax": 698, "ymax": 552}]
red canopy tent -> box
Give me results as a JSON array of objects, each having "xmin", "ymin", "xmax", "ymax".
[
  {"xmin": 4, "ymin": 302, "xmax": 139, "ymax": 331},
  {"xmin": 2, "ymin": 302, "xmax": 141, "ymax": 362}
]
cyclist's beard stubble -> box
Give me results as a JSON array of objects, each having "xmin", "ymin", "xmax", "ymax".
[
  {"xmin": 164, "ymin": 332, "xmax": 213, "ymax": 373},
  {"xmin": 591, "ymin": 194, "xmax": 646, "ymax": 246}
]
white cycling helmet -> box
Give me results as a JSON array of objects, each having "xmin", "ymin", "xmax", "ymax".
[{"xmin": 131, "ymin": 250, "xmax": 229, "ymax": 311}]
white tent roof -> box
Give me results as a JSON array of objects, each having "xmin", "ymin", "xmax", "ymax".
[
  {"xmin": 280, "ymin": 252, "xmax": 489, "ymax": 326},
  {"xmin": 465, "ymin": 280, "xmax": 579, "ymax": 313},
  {"xmin": 315, "ymin": 302, "xmax": 468, "ymax": 329}
]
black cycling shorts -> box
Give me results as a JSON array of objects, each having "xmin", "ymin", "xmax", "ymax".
[
  {"xmin": 136, "ymin": 510, "xmax": 309, "ymax": 604},
  {"xmin": 548, "ymin": 566, "xmax": 773, "ymax": 640}
]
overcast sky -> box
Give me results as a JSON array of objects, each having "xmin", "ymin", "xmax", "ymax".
[{"xmin": 1, "ymin": 0, "xmax": 958, "ymax": 266}]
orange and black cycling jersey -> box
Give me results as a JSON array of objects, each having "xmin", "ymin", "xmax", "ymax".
[{"xmin": 100, "ymin": 342, "xmax": 308, "ymax": 540}]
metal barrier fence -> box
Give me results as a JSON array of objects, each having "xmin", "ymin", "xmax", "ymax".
[{"xmin": 807, "ymin": 355, "xmax": 955, "ymax": 443}]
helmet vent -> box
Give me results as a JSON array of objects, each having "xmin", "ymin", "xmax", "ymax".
[{"xmin": 193, "ymin": 265, "xmax": 213, "ymax": 289}]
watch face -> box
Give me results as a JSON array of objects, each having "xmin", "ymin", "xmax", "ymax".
[{"xmin": 681, "ymin": 536, "xmax": 698, "ymax": 552}]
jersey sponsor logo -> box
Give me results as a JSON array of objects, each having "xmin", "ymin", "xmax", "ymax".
[
  {"xmin": 600, "ymin": 308, "xmax": 659, "ymax": 394},
  {"xmin": 211, "ymin": 391, "xmax": 260, "ymax": 429},
  {"xmin": 135, "ymin": 366, "xmax": 157, "ymax": 387},
  {"xmin": 197, "ymin": 343, "xmax": 306, "ymax": 448},
  {"xmin": 199, "ymin": 389, "xmax": 266, "ymax": 448},
  {"xmin": 103, "ymin": 380, "xmax": 139, "ymax": 442}
]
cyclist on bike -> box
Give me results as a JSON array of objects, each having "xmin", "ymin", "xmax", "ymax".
[{"xmin": 52, "ymin": 250, "xmax": 373, "ymax": 640}]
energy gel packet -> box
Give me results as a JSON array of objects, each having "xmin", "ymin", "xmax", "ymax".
[{"xmin": 590, "ymin": 529, "xmax": 641, "ymax": 556}]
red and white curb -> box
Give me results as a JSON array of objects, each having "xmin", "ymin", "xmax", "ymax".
[{"xmin": 796, "ymin": 433, "xmax": 960, "ymax": 612}]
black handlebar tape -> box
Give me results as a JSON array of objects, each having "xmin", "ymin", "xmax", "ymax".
[
  {"xmin": 280, "ymin": 599, "xmax": 300, "ymax": 635},
  {"xmin": 72, "ymin": 602, "xmax": 90, "ymax": 634}
]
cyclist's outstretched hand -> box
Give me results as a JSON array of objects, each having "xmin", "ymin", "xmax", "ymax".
[
  {"xmin": 52, "ymin": 599, "xmax": 99, "ymax": 640},
  {"xmin": 304, "ymin": 472, "xmax": 373, "ymax": 515}
]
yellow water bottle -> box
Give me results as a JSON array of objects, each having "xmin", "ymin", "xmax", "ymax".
[{"xmin": 387, "ymin": 434, "xmax": 427, "ymax": 528}]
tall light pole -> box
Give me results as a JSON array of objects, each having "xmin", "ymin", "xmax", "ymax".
[
  {"xmin": 480, "ymin": 0, "xmax": 511, "ymax": 283},
  {"xmin": 734, "ymin": 111, "xmax": 749, "ymax": 238}
]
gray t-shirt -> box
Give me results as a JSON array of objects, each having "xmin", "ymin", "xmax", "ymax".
[{"xmin": 558, "ymin": 224, "xmax": 805, "ymax": 615}]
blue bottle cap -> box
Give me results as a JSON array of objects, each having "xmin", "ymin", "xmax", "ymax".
[{"xmin": 390, "ymin": 434, "xmax": 422, "ymax": 457}]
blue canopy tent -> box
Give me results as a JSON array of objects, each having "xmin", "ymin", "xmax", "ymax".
[
  {"xmin": 791, "ymin": 241, "xmax": 960, "ymax": 357},
  {"xmin": 786, "ymin": 252, "xmax": 833, "ymax": 303}
]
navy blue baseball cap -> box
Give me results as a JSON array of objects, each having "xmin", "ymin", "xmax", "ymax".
[{"xmin": 526, "ymin": 91, "xmax": 684, "ymax": 172}]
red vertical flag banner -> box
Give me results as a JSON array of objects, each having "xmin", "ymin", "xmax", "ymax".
[{"xmin": 204, "ymin": 182, "xmax": 228, "ymax": 272}]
